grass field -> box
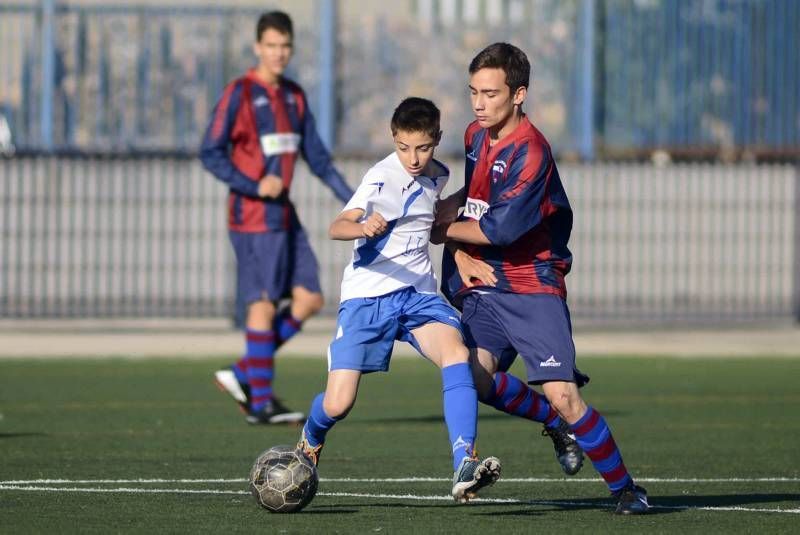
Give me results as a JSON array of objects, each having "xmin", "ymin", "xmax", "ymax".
[{"xmin": 1, "ymin": 354, "xmax": 799, "ymax": 533}]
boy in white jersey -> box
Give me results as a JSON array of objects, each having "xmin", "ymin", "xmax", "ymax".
[{"xmin": 296, "ymin": 97, "xmax": 501, "ymax": 503}]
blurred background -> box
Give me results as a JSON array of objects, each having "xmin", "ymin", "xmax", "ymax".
[{"xmin": 0, "ymin": 0, "xmax": 798, "ymax": 327}]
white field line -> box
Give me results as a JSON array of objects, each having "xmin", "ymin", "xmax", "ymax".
[
  {"xmin": 1, "ymin": 485, "xmax": 798, "ymax": 515},
  {"xmin": 3, "ymin": 476, "xmax": 800, "ymax": 485}
]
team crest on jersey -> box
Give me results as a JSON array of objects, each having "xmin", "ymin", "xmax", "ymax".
[
  {"xmin": 401, "ymin": 179, "xmax": 416, "ymax": 194},
  {"xmin": 464, "ymin": 197, "xmax": 489, "ymax": 220},
  {"xmin": 491, "ymin": 160, "xmax": 507, "ymax": 183}
]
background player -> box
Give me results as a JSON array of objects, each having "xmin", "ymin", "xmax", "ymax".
[
  {"xmin": 200, "ymin": 11, "xmax": 353, "ymax": 424},
  {"xmin": 434, "ymin": 43, "xmax": 649, "ymax": 514},
  {"xmin": 296, "ymin": 97, "xmax": 501, "ymax": 502}
]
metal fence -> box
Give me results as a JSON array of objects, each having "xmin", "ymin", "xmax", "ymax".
[
  {"xmin": 1, "ymin": 1, "xmax": 798, "ymax": 157},
  {"xmin": 1, "ymin": 155, "xmax": 797, "ymax": 324}
]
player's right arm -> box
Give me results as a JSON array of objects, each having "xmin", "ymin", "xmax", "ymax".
[
  {"xmin": 329, "ymin": 209, "xmax": 387, "ymax": 241},
  {"xmin": 199, "ymin": 81, "xmax": 262, "ymax": 199}
]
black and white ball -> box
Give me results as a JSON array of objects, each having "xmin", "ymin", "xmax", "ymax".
[{"xmin": 249, "ymin": 445, "xmax": 319, "ymax": 513}]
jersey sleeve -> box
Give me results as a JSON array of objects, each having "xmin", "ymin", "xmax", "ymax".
[
  {"xmin": 478, "ymin": 141, "xmax": 551, "ymax": 246},
  {"xmin": 198, "ymin": 81, "xmax": 261, "ymax": 198},
  {"xmin": 298, "ymin": 91, "xmax": 354, "ymax": 204}
]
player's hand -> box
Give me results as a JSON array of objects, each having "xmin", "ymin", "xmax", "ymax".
[
  {"xmin": 434, "ymin": 195, "xmax": 461, "ymax": 225},
  {"xmin": 258, "ymin": 175, "xmax": 284, "ymax": 199},
  {"xmin": 362, "ymin": 212, "xmax": 388, "ymax": 238},
  {"xmin": 430, "ymin": 222, "xmax": 449, "ymax": 245},
  {"xmin": 454, "ymin": 248, "xmax": 497, "ymax": 287}
]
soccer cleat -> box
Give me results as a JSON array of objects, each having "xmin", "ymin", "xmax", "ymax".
[
  {"xmin": 246, "ymin": 398, "xmax": 305, "ymax": 425},
  {"xmin": 451, "ymin": 456, "xmax": 502, "ymax": 503},
  {"xmin": 542, "ymin": 420, "xmax": 584, "ymax": 476},
  {"xmin": 295, "ymin": 428, "xmax": 324, "ymax": 466},
  {"xmin": 613, "ymin": 484, "xmax": 649, "ymax": 515},
  {"xmin": 214, "ymin": 367, "xmax": 250, "ymax": 413}
]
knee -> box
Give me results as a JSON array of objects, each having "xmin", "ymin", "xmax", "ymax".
[
  {"xmin": 302, "ymin": 292, "xmax": 325, "ymax": 315},
  {"xmin": 545, "ymin": 387, "xmax": 586, "ymax": 423},
  {"xmin": 322, "ymin": 393, "xmax": 354, "ymax": 420},
  {"xmin": 247, "ymin": 300, "xmax": 276, "ymax": 329},
  {"xmin": 472, "ymin": 368, "xmax": 494, "ymax": 402}
]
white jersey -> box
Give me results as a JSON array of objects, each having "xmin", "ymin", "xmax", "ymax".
[{"xmin": 339, "ymin": 152, "xmax": 449, "ymax": 302}]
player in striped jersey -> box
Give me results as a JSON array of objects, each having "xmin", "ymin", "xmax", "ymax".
[
  {"xmin": 200, "ymin": 11, "xmax": 353, "ymax": 425},
  {"xmin": 434, "ymin": 43, "xmax": 649, "ymax": 514}
]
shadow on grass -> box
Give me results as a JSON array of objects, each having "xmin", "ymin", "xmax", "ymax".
[
  {"xmin": 315, "ymin": 493, "xmax": 800, "ymax": 516},
  {"xmin": 0, "ymin": 432, "xmax": 47, "ymax": 439}
]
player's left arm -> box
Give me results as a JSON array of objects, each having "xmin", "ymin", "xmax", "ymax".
[
  {"xmin": 299, "ymin": 93, "xmax": 354, "ymax": 204},
  {"xmin": 448, "ymin": 143, "xmax": 551, "ymax": 247}
]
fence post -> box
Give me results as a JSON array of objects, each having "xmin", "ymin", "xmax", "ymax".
[
  {"xmin": 794, "ymin": 161, "xmax": 800, "ymax": 324},
  {"xmin": 40, "ymin": 0, "xmax": 56, "ymax": 150},
  {"xmin": 317, "ymin": 0, "xmax": 336, "ymax": 149},
  {"xmin": 578, "ymin": 0, "xmax": 595, "ymax": 161}
]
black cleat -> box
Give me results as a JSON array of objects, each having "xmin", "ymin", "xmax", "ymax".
[
  {"xmin": 613, "ymin": 484, "xmax": 649, "ymax": 515},
  {"xmin": 542, "ymin": 420, "xmax": 584, "ymax": 476},
  {"xmin": 246, "ymin": 398, "xmax": 305, "ymax": 425}
]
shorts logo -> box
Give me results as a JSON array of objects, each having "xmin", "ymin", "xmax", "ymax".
[
  {"xmin": 464, "ymin": 197, "xmax": 489, "ymax": 220},
  {"xmin": 491, "ymin": 160, "xmax": 507, "ymax": 183},
  {"xmin": 540, "ymin": 355, "xmax": 562, "ymax": 367}
]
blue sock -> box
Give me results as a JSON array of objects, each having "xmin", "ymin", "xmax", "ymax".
[
  {"xmin": 274, "ymin": 308, "xmax": 303, "ymax": 348},
  {"xmin": 441, "ymin": 363, "xmax": 478, "ymax": 471},
  {"xmin": 302, "ymin": 393, "xmax": 339, "ymax": 447}
]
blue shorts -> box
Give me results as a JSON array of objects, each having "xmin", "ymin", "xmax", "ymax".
[
  {"xmin": 229, "ymin": 227, "xmax": 321, "ymax": 306},
  {"xmin": 461, "ymin": 292, "xmax": 589, "ymax": 386},
  {"xmin": 328, "ymin": 287, "xmax": 463, "ymax": 373}
]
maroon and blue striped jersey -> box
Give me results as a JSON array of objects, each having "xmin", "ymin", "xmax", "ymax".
[
  {"xmin": 442, "ymin": 117, "xmax": 573, "ymax": 306},
  {"xmin": 200, "ymin": 69, "xmax": 353, "ymax": 232}
]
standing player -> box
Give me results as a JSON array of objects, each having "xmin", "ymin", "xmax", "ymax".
[
  {"xmin": 434, "ymin": 43, "xmax": 649, "ymax": 514},
  {"xmin": 295, "ymin": 97, "xmax": 501, "ymax": 503},
  {"xmin": 200, "ymin": 11, "xmax": 353, "ymax": 424}
]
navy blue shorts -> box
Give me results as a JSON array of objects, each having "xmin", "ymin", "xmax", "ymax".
[
  {"xmin": 328, "ymin": 287, "xmax": 463, "ymax": 373},
  {"xmin": 229, "ymin": 227, "xmax": 321, "ymax": 306},
  {"xmin": 461, "ymin": 292, "xmax": 589, "ymax": 386}
]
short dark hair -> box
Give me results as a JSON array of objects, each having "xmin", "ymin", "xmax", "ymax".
[
  {"xmin": 256, "ymin": 11, "xmax": 293, "ymax": 41},
  {"xmin": 390, "ymin": 97, "xmax": 441, "ymax": 139},
  {"xmin": 469, "ymin": 42, "xmax": 530, "ymax": 93}
]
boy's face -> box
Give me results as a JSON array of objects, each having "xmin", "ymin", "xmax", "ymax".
[
  {"xmin": 253, "ymin": 28, "xmax": 293, "ymax": 79},
  {"xmin": 393, "ymin": 129, "xmax": 440, "ymax": 177},
  {"xmin": 469, "ymin": 67, "xmax": 526, "ymax": 130}
]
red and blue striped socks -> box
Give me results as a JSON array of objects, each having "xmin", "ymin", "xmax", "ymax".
[
  {"xmin": 485, "ymin": 371, "xmax": 562, "ymax": 428},
  {"xmin": 570, "ymin": 406, "xmax": 633, "ymax": 492},
  {"xmin": 244, "ymin": 329, "xmax": 276, "ymax": 412}
]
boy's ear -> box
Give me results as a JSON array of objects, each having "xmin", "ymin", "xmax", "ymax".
[{"xmin": 434, "ymin": 130, "xmax": 443, "ymax": 146}]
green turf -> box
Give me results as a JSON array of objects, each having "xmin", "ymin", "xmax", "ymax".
[{"xmin": 1, "ymin": 355, "xmax": 799, "ymax": 533}]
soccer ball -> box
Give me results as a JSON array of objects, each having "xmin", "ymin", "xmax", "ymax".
[{"xmin": 249, "ymin": 445, "xmax": 319, "ymax": 513}]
